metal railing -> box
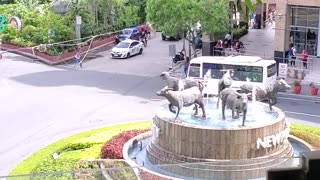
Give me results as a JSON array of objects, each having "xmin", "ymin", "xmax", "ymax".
[
  {"xmin": 1, "ymin": 157, "xmax": 304, "ymax": 180},
  {"xmin": 213, "ymin": 48, "xmax": 318, "ymax": 72}
]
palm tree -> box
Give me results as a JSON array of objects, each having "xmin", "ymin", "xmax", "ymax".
[{"xmin": 236, "ymin": 0, "xmax": 262, "ymax": 13}]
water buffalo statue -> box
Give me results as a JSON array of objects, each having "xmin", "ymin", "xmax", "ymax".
[
  {"xmin": 216, "ymin": 70, "xmax": 234, "ymax": 107},
  {"xmin": 160, "ymin": 71, "xmax": 199, "ymax": 91},
  {"xmin": 156, "ymin": 81, "xmax": 206, "ymax": 121},
  {"xmin": 218, "ymin": 88, "xmax": 251, "ymax": 126},
  {"xmin": 160, "ymin": 71, "xmax": 201, "ymax": 112},
  {"xmin": 239, "ymin": 78, "xmax": 291, "ymax": 111}
]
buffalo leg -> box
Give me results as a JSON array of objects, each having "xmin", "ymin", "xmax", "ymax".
[
  {"xmin": 169, "ymin": 104, "xmax": 176, "ymax": 113},
  {"xmin": 222, "ymin": 102, "xmax": 226, "ymax": 120},
  {"xmin": 242, "ymin": 110, "xmax": 247, "ymax": 126},
  {"xmin": 193, "ymin": 104, "xmax": 199, "ymax": 116},
  {"xmin": 198, "ymin": 102, "xmax": 206, "ymax": 118},
  {"xmin": 175, "ymin": 108, "xmax": 181, "ymax": 121},
  {"xmin": 268, "ymin": 97, "xmax": 277, "ymax": 111}
]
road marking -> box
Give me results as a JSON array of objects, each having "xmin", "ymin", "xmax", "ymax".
[
  {"xmin": 285, "ymin": 111, "xmax": 320, "ymax": 118},
  {"xmin": 279, "ymin": 92, "xmax": 320, "ymax": 100},
  {"xmin": 278, "ymin": 96, "xmax": 320, "ymax": 103}
]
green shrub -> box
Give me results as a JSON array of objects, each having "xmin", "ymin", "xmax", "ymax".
[
  {"xmin": 103, "ymin": 160, "xmax": 138, "ymax": 180},
  {"xmin": 32, "ymin": 158, "xmax": 79, "ymax": 173},
  {"xmin": 0, "ymin": 25, "xmax": 19, "ymax": 43},
  {"xmin": 232, "ymin": 27, "xmax": 248, "ymax": 40},
  {"xmin": 73, "ymin": 160, "xmax": 103, "ymax": 180},
  {"xmin": 290, "ymin": 123, "xmax": 320, "ymax": 150}
]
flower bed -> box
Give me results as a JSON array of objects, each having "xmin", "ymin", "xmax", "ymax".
[
  {"xmin": 101, "ymin": 129, "xmax": 149, "ymax": 159},
  {"xmin": 1, "ymin": 35, "xmax": 116, "ymax": 65}
]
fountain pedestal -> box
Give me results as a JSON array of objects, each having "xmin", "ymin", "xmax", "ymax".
[{"xmin": 146, "ymin": 103, "xmax": 293, "ymax": 179}]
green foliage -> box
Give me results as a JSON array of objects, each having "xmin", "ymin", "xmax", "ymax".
[
  {"xmin": 74, "ymin": 160, "xmax": 102, "ymax": 180},
  {"xmin": 103, "ymin": 160, "xmax": 138, "ymax": 180},
  {"xmin": 0, "ymin": 25, "xmax": 19, "ymax": 43},
  {"xmin": 290, "ymin": 123, "xmax": 320, "ymax": 149},
  {"xmin": 146, "ymin": 0, "xmax": 229, "ymax": 41},
  {"xmin": 232, "ymin": 27, "xmax": 248, "ymax": 40},
  {"xmin": 200, "ymin": 0, "xmax": 230, "ymax": 40},
  {"xmin": 113, "ymin": 2, "xmax": 139, "ymax": 30},
  {"xmin": 146, "ymin": 0, "xmax": 187, "ymax": 36},
  {"xmin": 126, "ymin": 0, "xmax": 147, "ymax": 23},
  {"xmin": 10, "ymin": 121, "xmax": 151, "ymax": 175}
]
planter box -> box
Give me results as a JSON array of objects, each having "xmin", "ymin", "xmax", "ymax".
[{"xmin": 0, "ymin": 36, "xmax": 115, "ymax": 65}]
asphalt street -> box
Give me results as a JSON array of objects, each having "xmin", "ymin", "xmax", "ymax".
[
  {"xmin": 0, "ymin": 33, "xmax": 190, "ymax": 176},
  {"xmin": 0, "ymin": 33, "xmax": 319, "ymax": 176}
]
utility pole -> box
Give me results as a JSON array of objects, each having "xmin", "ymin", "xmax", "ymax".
[{"xmin": 72, "ymin": 0, "xmax": 81, "ymax": 42}]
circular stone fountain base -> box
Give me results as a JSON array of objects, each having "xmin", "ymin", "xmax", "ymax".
[{"xmin": 146, "ymin": 100, "xmax": 293, "ymax": 179}]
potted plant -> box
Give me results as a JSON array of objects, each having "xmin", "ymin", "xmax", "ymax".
[
  {"xmin": 310, "ymin": 82, "xmax": 319, "ymax": 96},
  {"xmin": 293, "ymin": 80, "xmax": 302, "ymax": 94}
]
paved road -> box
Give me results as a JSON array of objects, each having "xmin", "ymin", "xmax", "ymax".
[
  {"xmin": 0, "ymin": 33, "xmax": 319, "ymax": 177},
  {"xmin": 0, "ymin": 33, "xmax": 191, "ymax": 176}
]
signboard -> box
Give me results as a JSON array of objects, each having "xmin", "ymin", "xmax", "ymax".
[
  {"xmin": 0, "ymin": 15, "xmax": 6, "ymax": 32},
  {"xmin": 169, "ymin": 44, "xmax": 176, "ymax": 57},
  {"xmin": 278, "ymin": 63, "xmax": 288, "ymax": 78},
  {"xmin": 256, "ymin": 127, "xmax": 290, "ymax": 149},
  {"xmin": 76, "ymin": 15, "xmax": 82, "ymax": 25},
  {"xmin": 8, "ymin": 16, "xmax": 22, "ymax": 30}
]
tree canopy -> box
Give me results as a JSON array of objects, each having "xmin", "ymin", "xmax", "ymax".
[{"xmin": 146, "ymin": 0, "xmax": 230, "ymax": 41}]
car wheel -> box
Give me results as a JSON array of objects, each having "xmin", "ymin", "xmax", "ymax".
[
  {"xmin": 126, "ymin": 53, "xmax": 130, "ymax": 59},
  {"xmin": 139, "ymin": 48, "xmax": 143, "ymax": 54}
]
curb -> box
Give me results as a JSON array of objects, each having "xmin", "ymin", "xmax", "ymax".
[
  {"xmin": 278, "ymin": 92, "xmax": 320, "ymax": 101},
  {"xmin": 123, "ymin": 131, "xmax": 182, "ymax": 180}
]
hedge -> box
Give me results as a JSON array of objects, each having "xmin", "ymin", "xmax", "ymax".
[
  {"xmin": 10, "ymin": 121, "xmax": 151, "ymax": 175},
  {"xmin": 232, "ymin": 27, "xmax": 248, "ymax": 40},
  {"xmin": 290, "ymin": 123, "xmax": 320, "ymax": 150}
]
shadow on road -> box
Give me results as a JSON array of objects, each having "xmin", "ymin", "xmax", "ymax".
[{"xmin": 10, "ymin": 70, "xmax": 165, "ymax": 100}]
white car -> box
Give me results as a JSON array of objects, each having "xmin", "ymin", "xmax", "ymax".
[{"xmin": 111, "ymin": 39, "xmax": 144, "ymax": 59}]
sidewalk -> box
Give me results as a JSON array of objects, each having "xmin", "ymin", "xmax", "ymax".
[{"xmin": 240, "ymin": 23, "xmax": 320, "ymax": 87}]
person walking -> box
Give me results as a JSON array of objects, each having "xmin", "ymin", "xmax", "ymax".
[
  {"xmin": 224, "ymin": 32, "xmax": 232, "ymax": 49},
  {"xmin": 301, "ymin": 49, "xmax": 309, "ymax": 69},
  {"xmin": 184, "ymin": 57, "xmax": 190, "ymax": 77},
  {"xmin": 289, "ymin": 45, "xmax": 296, "ymax": 66},
  {"xmin": 74, "ymin": 48, "xmax": 82, "ymax": 68}
]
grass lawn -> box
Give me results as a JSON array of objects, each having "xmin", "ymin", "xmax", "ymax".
[
  {"xmin": 10, "ymin": 121, "xmax": 151, "ymax": 175},
  {"xmin": 9, "ymin": 121, "xmax": 320, "ymax": 176}
]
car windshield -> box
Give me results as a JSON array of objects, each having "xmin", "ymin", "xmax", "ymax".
[
  {"xmin": 116, "ymin": 42, "xmax": 130, "ymax": 48},
  {"xmin": 120, "ymin": 29, "xmax": 132, "ymax": 35}
]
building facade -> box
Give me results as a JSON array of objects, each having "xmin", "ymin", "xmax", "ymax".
[{"xmin": 264, "ymin": 0, "xmax": 320, "ymax": 61}]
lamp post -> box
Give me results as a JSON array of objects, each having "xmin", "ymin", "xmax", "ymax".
[{"xmin": 72, "ymin": 0, "xmax": 81, "ymax": 42}]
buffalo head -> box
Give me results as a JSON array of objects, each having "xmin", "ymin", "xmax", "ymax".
[
  {"xmin": 160, "ymin": 72, "xmax": 170, "ymax": 80},
  {"xmin": 156, "ymin": 86, "xmax": 173, "ymax": 96}
]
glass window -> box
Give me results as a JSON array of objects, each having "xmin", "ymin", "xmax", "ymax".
[
  {"xmin": 294, "ymin": 8, "xmax": 307, "ymax": 26},
  {"xmin": 307, "ymin": 8, "xmax": 319, "ymax": 27},
  {"xmin": 188, "ymin": 63, "xmax": 201, "ymax": 78},
  {"xmin": 203, "ymin": 63, "xmax": 224, "ymax": 79},
  {"xmin": 267, "ymin": 63, "xmax": 277, "ymax": 78},
  {"xmin": 202, "ymin": 63, "xmax": 263, "ymax": 82},
  {"xmin": 116, "ymin": 42, "xmax": 130, "ymax": 48}
]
